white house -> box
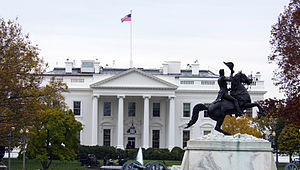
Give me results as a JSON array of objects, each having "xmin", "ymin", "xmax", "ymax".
[{"xmin": 42, "ymin": 60, "xmax": 266, "ymax": 150}]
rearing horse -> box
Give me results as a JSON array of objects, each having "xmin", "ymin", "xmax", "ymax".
[{"xmin": 185, "ymin": 72, "xmax": 265, "ymax": 135}]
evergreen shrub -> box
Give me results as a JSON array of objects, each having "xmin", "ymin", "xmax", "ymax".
[
  {"xmin": 171, "ymin": 147, "xmax": 185, "ymax": 161},
  {"xmin": 77, "ymin": 146, "xmax": 184, "ymax": 161}
]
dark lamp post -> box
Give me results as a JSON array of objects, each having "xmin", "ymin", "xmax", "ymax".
[
  {"xmin": 267, "ymin": 130, "xmax": 277, "ymax": 165},
  {"xmin": 20, "ymin": 128, "xmax": 29, "ymax": 170},
  {"xmin": 8, "ymin": 126, "xmax": 15, "ymax": 170}
]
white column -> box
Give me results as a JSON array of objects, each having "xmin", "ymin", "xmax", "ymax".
[
  {"xmin": 117, "ymin": 95, "xmax": 125, "ymax": 149},
  {"xmin": 168, "ymin": 96, "xmax": 175, "ymax": 150},
  {"xmin": 143, "ymin": 95, "xmax": 151, "ymax": 149},
  {"xmin": 92, "ymin": 95, "xmax": 99, "ymax": 145}
]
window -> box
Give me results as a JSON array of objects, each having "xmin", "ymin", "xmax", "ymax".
[
  {"xmin": 183, "ymin": 103, "xmax": 190, "ymax": 117},
  {"xmin": 127, "ymin": 137, "xmax": 135, "ymax": 149},
  {"xmin": 153, "ymin": 103, "xmax": 160, "ymax": 117},
  {"xmin": 245, "ymin": 108, "xmax": 252, "ymax": 117},
  {"xmin": 104, "ymin": 102, "xmax": 111, "ymax": 116},
  {"xmin": 73, "ymin": 101, "xmax": 81, "ymax": 115},
  {"xmin": 103, "ymin": 129, "xmax": 111, "ymax": 146},
  {"xmin": 128, "ymin": 102, "xmax": 136, "ymax": 117},
  {"xmin": 204, "ymin": 103, "xmax": 210, "ymax": 117},
  {"xmin": 204, "ymin": 130, "xmax": 211, "ymax": 136},
  {"xmin": 152, "ymin": 130, "xmax": 160, "ymax": 148},
  {"xmin": 201, "ymin": 80, "xmax": 215, "ymax": 85},
  {"xmin": 180, "ymin": 81, "xmax": 194, "ymax": 84},
  {"xmin": 183, "ymin": 130, "xmax": 190, "ymax": 148},
  {"xmin": 82, "ymin": 62, "xmax": 94, "ymax": 68}
]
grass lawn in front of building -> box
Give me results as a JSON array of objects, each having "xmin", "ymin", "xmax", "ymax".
[
  {"xmin": 2, "ymin": 159, "xmax": 87, "ymax": 170},
  {"xmin": 3, "ymin": 159, "xmax": 293, "ymax": 169},
  {"xmin": 2, "ymin": 159, "xmax": 181, "ymax": 169}
]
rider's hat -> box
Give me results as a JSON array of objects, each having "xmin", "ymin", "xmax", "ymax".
[{"xmin": 223, "ymin": 62, "xmax": 234, "ymax": 71}]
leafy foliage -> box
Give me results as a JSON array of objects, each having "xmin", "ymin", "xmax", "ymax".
[
  {"xmin": 77, "ymin": 146, "xmax": 184, "ymax": 161},
  {"xmin": 263, "ymin": 1, "xmax": 300, "ymax": 159},
  {"xmin": 0, "ymin": 18, "xmax": 79, "ymax": 170},
  {"xmin": 254, "ymin": 99, "xmax": 286, "ymax": 138},
  {"xmin": 278, "ymin": 124, "xmax": 300, "ymax": 162},
  {"xmin": 222, "ymin": 115, "xmax": 261, "ymax": 137},
  {"xmin": 170, "ymin": 147, "xmax": 185, "ymax": 161},
  {"xmin": 143, "ymin": 148, "xmax": 172, "ymax": 160},
  {"xmin": 269, "ymin": 0, "xmax": 300, "ymax": 96},
  {"xmin": 0, "ymin": 18, "xmax": 47, "ymax": 146},
  {"xmin": 77, "ymin": 145, "xmax": 119, "ymax": 160},
  {"xmin": 269, "ymin": 0, "xmax": 300, "ymax": 126},
  {"xmin": 26, "ymin": 108, "xmax": 82, "ymax": 170}
]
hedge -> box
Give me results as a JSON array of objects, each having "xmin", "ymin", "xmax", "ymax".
[{"xmin": 76, "ymin": 146, "xmax": 185, "ymax": 161}]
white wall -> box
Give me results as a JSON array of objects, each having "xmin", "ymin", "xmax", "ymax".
[{"xmin": 64, "ymin": 89, "xmax": 93, "ymax": 145}]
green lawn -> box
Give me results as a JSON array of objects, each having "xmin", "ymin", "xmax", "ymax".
[
  {"xmin": 2, "ymin": 159, "xmax": 181, "ymax": 169},
  {"xmin": 277, "ymin": 163, "xmax": 300, "ymax": 170},
  {"xmin": 2, "ymin": 159, "xmax": 295, "ymax": 170},
  {"xmin": 2, "ymin": 159, "xmax": 87, "ymax": 170}
]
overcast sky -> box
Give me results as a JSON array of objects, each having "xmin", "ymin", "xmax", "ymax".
[{"xmin": 1, "ymin": 0, "xmax": 290, "ymax": 99}]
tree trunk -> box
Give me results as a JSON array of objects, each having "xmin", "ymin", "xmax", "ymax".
[{"xmin": 41, "ymin": 161, "xmax": 50, "ymax": 170}]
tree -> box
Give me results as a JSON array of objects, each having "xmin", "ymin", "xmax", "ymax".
[
  {"xmin": 26, "ymin": 107, "xmax": 82, "ymax": 170},
  {"xmin": 254, "ymin": 99, "xmax": 286, "ymax": 139},
  {"xmin": 222, "ymin": 115, "xmax": 261, "ymax": 138},
  {"xmin": 0, "ymin": 18, "xmax": 82, "ymax": 170},
  {"xmin": 269, "ymin": 0, "xmax": 300, "ymax": 125},
  {"xmin": 24, "ymin": 77, "xmax": 81, "ymax": 170},
  {"xmin": 253, "ymin": 99, "xmax": 286, "ymax": 163},
  {"xmin": 0, "ymin": 17, "xmax": 46, "ymax": 145},
  {"xmin": 270, "ymin": 0, "xmax": 300, "ymax": 96},
  {"xmin": 278, "ymin": 124, "xmax": 300, "ymax": 162}
]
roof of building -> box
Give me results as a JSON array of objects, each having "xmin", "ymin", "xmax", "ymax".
[
  {"xmin": 45, "ymin": 67, "xmax": 218, "ymax": 78},
  {"xmin": 90, "ymin": 68, "xmax": 178, "ymax": 89}
]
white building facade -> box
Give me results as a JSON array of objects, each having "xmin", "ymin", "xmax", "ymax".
[{"xmin": 42, "ymin": 60, "xmax": 266, "ymax": 150}]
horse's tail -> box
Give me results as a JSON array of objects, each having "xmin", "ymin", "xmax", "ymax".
[{"xmin": 185, "ymin": 104, "xmax": 208, "ymax": 128}]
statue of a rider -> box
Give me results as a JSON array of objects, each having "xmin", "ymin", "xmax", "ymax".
[{"xmin": 215, "ymin": 62, "xmax": 244, "ymax": 116}]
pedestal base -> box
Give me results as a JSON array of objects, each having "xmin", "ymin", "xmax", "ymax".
[
  {"xmin": 0, "ymin": 164, "xmax": 7, "ymax": 170},
  {"xmin": 181, "ymin": 133, "xmax": 276, "ymax": 170}
]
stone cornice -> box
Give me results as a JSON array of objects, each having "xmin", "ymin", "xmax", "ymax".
[
  {"xmin": 92, "ymin": 86, "xmax": 177, "ymax": 90},
  {"xmin": 176, "ymin": 89, "xmax": 266, "ymax": 94},
  {"xmin": 176, "ymin": 89, "xmax": 219, "ymax": 93},
  {"xmin": 90, "ymin": 68, "xmax": 178, "ymax": 89}
]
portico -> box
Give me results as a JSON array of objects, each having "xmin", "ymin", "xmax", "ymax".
[{"xmin": 90, "ymin": 68, "xmax": 178, "ymax": 149}]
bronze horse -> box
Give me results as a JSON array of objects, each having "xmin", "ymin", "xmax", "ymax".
[{"xmin": 185, "ymin": 72, "xmax": 265, "ymax": 135}]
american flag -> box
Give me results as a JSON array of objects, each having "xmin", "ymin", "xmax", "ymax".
[{"xmin": 121, "ymin": 14, "xmax": 131, "ymax": 22}]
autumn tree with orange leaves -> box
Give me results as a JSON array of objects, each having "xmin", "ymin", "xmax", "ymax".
[{"xmin": 222, "ymin": 115, "xmax": 261, "ymax": 138}]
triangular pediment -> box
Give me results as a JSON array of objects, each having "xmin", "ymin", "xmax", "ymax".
[{"xmin": 90, "ymin": 68, "xmax": 178, "ymax": 89}]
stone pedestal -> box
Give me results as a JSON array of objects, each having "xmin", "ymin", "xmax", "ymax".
[
  {"xmin": 181, "ymin": 133, "xmax": 276, "ymax": 170},
  {"xmin": 0, "ymin": 164, "xmax": 7, "ymax": 170}
]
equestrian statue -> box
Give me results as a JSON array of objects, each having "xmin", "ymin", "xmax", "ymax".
[{"xmin": 185, "ymin": 62, "xmax": 265, "ymax": 135}]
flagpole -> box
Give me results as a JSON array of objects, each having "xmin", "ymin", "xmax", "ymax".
[{"xmin": 130, "ymin": 10, "xmax": 133, "ymax": 68}]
